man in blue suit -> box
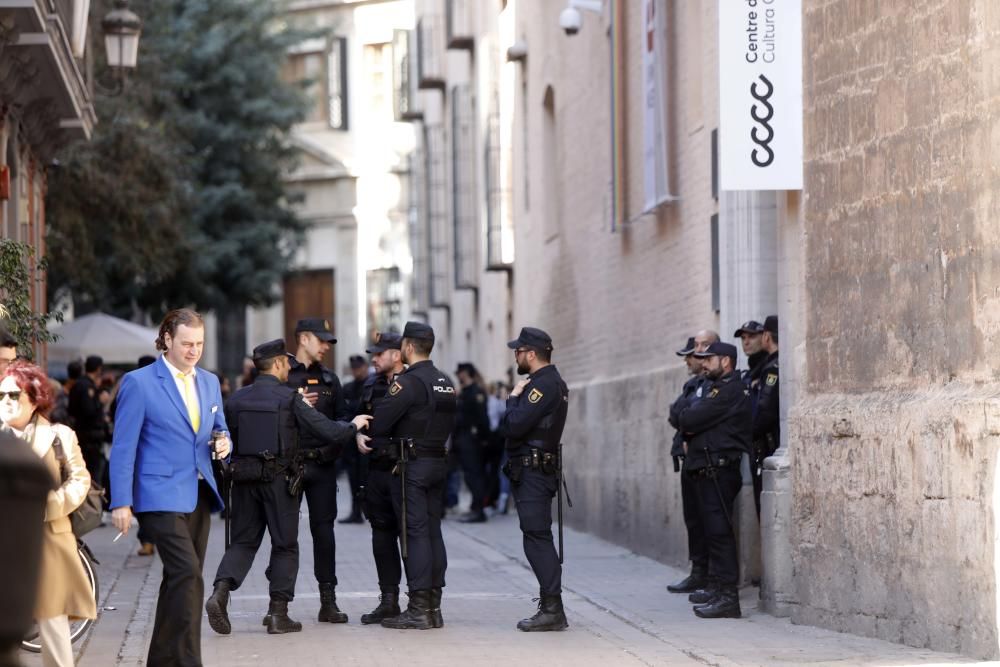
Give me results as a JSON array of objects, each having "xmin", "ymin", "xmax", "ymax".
[{"xmin": 110, "ymin": 308, "xmax": 231, "ymax": 667}]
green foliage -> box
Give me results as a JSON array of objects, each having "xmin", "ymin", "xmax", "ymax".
[
  {"xmin": 0, "ymin": 239, "xmax": 62, "ymax": 357},
  {"xmin": 46, "ymin": 0, "xmax": 315, "ymax": 318}
]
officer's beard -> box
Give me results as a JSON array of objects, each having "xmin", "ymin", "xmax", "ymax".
[
  {"xmin": 516, "ymin": 360, "xmax": 530, "ymax": 375},
  {"xmin": 705, "ymin": 365, "xmax": 724, "ymax": 380}
]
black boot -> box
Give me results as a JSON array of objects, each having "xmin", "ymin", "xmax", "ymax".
[
  {"xmin": 667, "ymin": 565, "xmax": 707, "ymax": 593},
  {"xmin": 361, "ymin": 586, "xmax": 401, "ymax": 625},
  {"xmin": 688, "ymin": 582, "xmax": 719, "ymax": 605},
  {"xmin": 429, "ymin": 587, "xmax": 443, "ymax": 628},
  {"xmin": 205, "ymin": 581, "xmax": 232, "ymax": 635},
  {"xmin": 693, "ymin": 587, "xmax": 742, "ymax": 619},
  {"xmin": 380, "ymin": 590, "xmax": 434, "ymax": 630},
  {"xmin": 264, "ymin": 599, "xmax": 303, "ymax": 634},
  {"xmin": 517, "ymin": 593, "xmax": 568, "ymax": 632},
  {"xmin": 318, "ymin": 582, "xmax": 348, "ymax": 623}
]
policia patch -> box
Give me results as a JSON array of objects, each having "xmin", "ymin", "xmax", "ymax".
[
  {"xmin": 527, "ymin": 388, "xmax": 544, "ymax": 404},
  {"xmin": 765, "ymin": 373, "xmax": 777, "ymax": 387},
  {"xmin": 389, "ymin": 381, "xmax": 403, "ymax": 396}
]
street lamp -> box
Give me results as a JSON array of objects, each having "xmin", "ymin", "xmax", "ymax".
[{"xmin": 102, "ymin": 0, "xmax": 142, "ymax": 70}]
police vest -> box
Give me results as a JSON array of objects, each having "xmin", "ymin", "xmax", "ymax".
[
  {"xmin": 231, "ymin": 392, "xmax": 292, "ymax": 459},
  {"xmin": 400, "ymin": 365, "xmax": 457, "ymax": 449}
]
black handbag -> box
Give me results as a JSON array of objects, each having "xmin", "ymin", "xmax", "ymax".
[{"xmin": 51, "ymin": 434, "xmax": 105, "ymax": 537}]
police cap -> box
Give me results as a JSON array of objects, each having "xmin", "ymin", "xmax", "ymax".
[
  {"xmin": 366, "ymin": 332, "xmax": 403, "ymax": 354},
  {"xmin": 402, "ymin": 321, "xmax": 435, "ymax": 342},
  {"xmin": 676, "ymin": 337, "xmax": 696, "ymax": 357},
  {"xmin": 693, "ymin": 341, "xmax": 739, "ymax": 362},
  {"xmin": 733, "ymin": 320, "xmax": 764, "ymax": 337},
  {"xmin": 252, "ymin": 338, "xmax": 287, "ymax": 362},
  {"xmin": 295, "ymin": 317, "xmax": 336, "ymax": 343},
  {"xmin": 506, "ymin": 327, "xmax": 553, "ymax": 351},
  {"xmin": 763, "ymin": 315, "xmax": 778, "ymax": 334}
]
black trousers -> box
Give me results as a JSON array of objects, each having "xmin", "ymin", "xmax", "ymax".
[
  {"xmin": 365, "ymin": 465, "xmax": 402, "ymax": 589},
  {"xmin": 690, "ymin": 465, "xmax": 742, "ymax": 587},
  {"xmin": 213, "ymin": 476, "xmax": 300, "ymax": 600},
  {"xmin": 301, "ymin": 461, "xmax": 339, "ymax": 586},
  {"xmin": 137, "ymin": 481, "xmax": 213, "ymax": 667},
  {"xmin": 453, "ymin": 432, "xmax": 487, "ymax": 512},
  {"xmin": 511, "ymin": 467, "xmax": 561, "ymax": 595},
  {"xmin": 680, "ymin": 470, "xmax": 708, "ymax": 570},
  {"xmin": 339, "ymin": 442, "xmax": 368, "ymax": 517},
  {"xmin": 389, "ymin": 457, "xmax": 447, "ymax": 591}
]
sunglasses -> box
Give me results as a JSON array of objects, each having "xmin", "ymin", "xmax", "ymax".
[{"xmin": 0, "ymin": 391, "xmax": 22, "ymax": 401}]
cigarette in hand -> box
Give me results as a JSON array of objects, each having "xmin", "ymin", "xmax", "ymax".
[{"xmin": 114, "ymin": 531, "xmax": 124, "ymax": 543}]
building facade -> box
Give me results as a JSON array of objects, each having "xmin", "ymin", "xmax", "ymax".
[{"xmin": 0, "ymin": 0, "xmax": 96, "ymax": 359}]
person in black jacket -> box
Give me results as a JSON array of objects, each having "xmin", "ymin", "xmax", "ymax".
[
  {"xmin": 734, "ymin": 320, "xmax": 768, "ymax": 385},
  {"xmin": 205, "ymin": 339, "xmax": 370, "ymax": 636},
  {"xmin": 365, "ymin": 322, "xmax": 457, "ymax": 630},
  {"xmin": 666, "ymin": 336, "xmax": 709, "ymax": 594},
  {"xmin": 453, "ymin": 362, "xmax": 491, "ymax": 523},
  {"xmin": 500, "ymin": 327, "xmax": 570, "ymax": 632},
  {"xmin": 68, "ymin": 355, "xmax": 108, "ymax": 480},
  {"xmin": 285, "ymin": 317, "xmax": 353, "ymax": 622},
  {"xmin": 750, "ymin": 315, "xmax": 780, "ymax": 517},
  {"xmin": 339, "ymin": 354, "xmax": 371, "ymax": 524},
  {"xmin": 679, "ymin": 341, "xmax": 751, "ymax": 620}
]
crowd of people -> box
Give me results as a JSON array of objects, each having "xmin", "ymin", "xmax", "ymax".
[{"xmin": 665, "ymin": 316, "xmax": 780, "ymax": 621}]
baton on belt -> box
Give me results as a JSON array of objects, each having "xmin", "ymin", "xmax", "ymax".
[
  {"xmin": 399, "ymin": 439, "xmax": 409, "ymax": 560},
  {"xmin": 557, "ymin": 443, "xmax": 573, "ymax": 564}
]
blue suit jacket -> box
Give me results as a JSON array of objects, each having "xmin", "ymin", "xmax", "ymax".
[{"xmin": 110, "ymin": 356, "xmax": 229, "ymax": 513}]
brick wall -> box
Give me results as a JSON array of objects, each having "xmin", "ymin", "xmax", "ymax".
[{"xmin": 793, "ymin": 0, "xmax": 1000, "ymax": 657}]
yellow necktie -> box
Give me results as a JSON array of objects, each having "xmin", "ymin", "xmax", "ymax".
[{"xmin": 179, "ymin": 372, "xmax": 200, "ymax": 433}]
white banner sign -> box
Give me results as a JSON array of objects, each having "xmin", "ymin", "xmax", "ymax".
[
  {"xmin": 643, "ymin": 0, "xmax": 672, "ymax": 211},
  {"xmin": 719, "ymin": 0, "xmax": 803, "ymax": 191}
]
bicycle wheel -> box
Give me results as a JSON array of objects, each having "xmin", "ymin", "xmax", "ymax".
[{"xmin": 21, "ymin": 543, "xmax": 99, "ymax": 653}]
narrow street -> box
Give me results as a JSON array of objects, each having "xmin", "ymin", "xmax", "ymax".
[{"xmin": 25, "ymin": 501, "xmax": 983, "ymax": 667}]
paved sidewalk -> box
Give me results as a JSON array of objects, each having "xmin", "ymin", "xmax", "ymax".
[{"xmin": 50, "ymin": 504, "xmax": 991, "ymax": 666}]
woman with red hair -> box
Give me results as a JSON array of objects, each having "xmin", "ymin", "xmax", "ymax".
[{"xmin": 1, "ymin": 361, "xmax": 96, "ymax": 666}]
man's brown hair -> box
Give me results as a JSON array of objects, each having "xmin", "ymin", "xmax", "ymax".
[{"xmin": 155, "ymin": 308, "xmax": 205, "ymax": 351}]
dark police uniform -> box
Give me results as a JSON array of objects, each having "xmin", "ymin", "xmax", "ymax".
[
  {"xmin": 68, "ymin": 373, "xmax": 107, "ymax": 479},
  {"xmin": 339, "ymin": 357, "xmax": 369, "ymax": 523},
  {"xmin": 500, "ymin": 327, "xmax": 569, "ymax": 632},
  {"xmin": 357, "ymin": 333, "xmax": 404, "ymax": 624},
  {"xmin": 206, "ymin": 339, "xmax": 359, "ymax": 636},
  {"xmin": 666, "ymin": 337, "xmax": 709, "ymax": 594},
  {"xmin": 453, "ymin": 363, "xmax": 491, "ymax": 521},
  {"xmin": 285, "ymin": 318, "xmax": 351, "ymax": 615},
  {"xmin": 750, "ymin": 348, "xmax": 779, "ymax": 516},
  {"xmin": 679, "ymin": 342, "xmax": 751, "ymax": 619},
  {"xmin": 371, "ymin": 322, "xmax": 456, "ymax": 630}
]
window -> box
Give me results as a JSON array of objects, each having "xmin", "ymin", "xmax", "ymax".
[
  {"xmin": 711, "ymin": 214, "xmax": 720, "ymax": 313},
  {"xmin": 364, "ymin": 43, "xmax": 392, "ymax": 122},
  {"xmin": 328, "ymin": 37, "xmax": 348, "ymax": 130},
  {"xmin": 285, "ymin": 37, "xmax": 348, "ymax": 130}
]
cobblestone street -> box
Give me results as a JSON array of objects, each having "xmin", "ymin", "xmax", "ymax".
[{"xmin": 24, "ymin": 499, "xmax": 986, "ymax": 667}]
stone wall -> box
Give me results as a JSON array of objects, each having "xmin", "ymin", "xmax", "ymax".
[{"xmin": 795, "ymin": 0, "xmax": 1000, "ymax": 657}]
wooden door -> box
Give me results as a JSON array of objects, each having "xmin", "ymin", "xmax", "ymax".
[{"xmin": 283, "ymin": 269, "xmax": 336, "ymax": 367}]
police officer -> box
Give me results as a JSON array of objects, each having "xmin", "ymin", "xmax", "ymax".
[
  {"xmin": 354, "ymin": 332, "xmax": 405, "ymax": 624},
  {"xmin": 68, "ymin": 355, "xmax": 108, "ymax": 480},
  {"xmin": 367, "ymin": 321, "xmax": 456, "ymax": 630},
  {"xmin": 286, "ymin": 317, "xmax": 353, "ymax": 622},
  {"xmin": 500, "ymin": 327, "xmax": 569, "ymax": 632},
  {"xmin": 678, "ymin": 341, "xmax": 751, "ymax": 619},
  {"xmin": 750, "ymin": 315, "xmax": 780, "ymax": 517},
  {"xmin": 733, "ymin": 320, "xmax": 767, "ymax": 385},
  {"xmin": 205, "ymin": 340, "xmax": 370, "ymax": 635},
  {"xmin": 666, "ymin": 336, "xmax": 709, "ymax": 594},
  {"xmin": 340, "ymin": 354, "xmax": 370, "ymax": 524},
  {"xmin": 453, "ymin": 362, "xmax": 491, "ymax": 523}
]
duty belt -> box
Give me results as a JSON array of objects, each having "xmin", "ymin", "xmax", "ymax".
[
  {"xmin": 390, "ymin": 437, "xmax": 447, "ymax": 460},
  {"xmin": 509, "ymin": 447, "xmax": 558, "ymax": 475}
]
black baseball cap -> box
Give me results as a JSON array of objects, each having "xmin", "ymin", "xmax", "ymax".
[
  {"xmin": 366, "ymin": 332, "xmax": 403, "ymax": 354},
  {"xmin": 693, "ymin": 341, "xmax": 739, "ymax": 362},
  {"xmin": 295, "ymin": 318, "xmax": 336, "ymax": 343},
  {"xmin": 253, "ymin": 338, "xmax": 287, "ymax": 362},
  {"xmin": 763, "ymin": 315, "xmax": 778, "ymax": 334},
  {"xmin": 348, "ymin": 354, "xmax": 368, "ymax": 368},
  {"xmin": 733, "ymin": 320, "xmax": 764, "ymax": 337},
  {"xmin": 676, "ymin": 337, "xmax": 696, "ymax": 357},
  {"xmin": 402, "ymin": 321, "xmax": 435, "ymax": 342},
  {"xmin": 507, "ymin": 327, "xmax": 553, "ymax": 351}
]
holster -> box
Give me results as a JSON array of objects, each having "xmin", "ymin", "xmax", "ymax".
[
  {"xmin": 230, "ymin": 457, "xmax": 277, "ymax": 484},
  {"xmin": 299, "ymin": 443, "xmax": 340, "ymax": 465},
  {"xmin": 286, "ymin": 463, "xmax": 304, "ymax": 496}
]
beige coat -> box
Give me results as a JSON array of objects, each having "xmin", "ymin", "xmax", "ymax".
[{"xmin": 27, "ymin": 418, "xmax": 98, "ymax": 621}]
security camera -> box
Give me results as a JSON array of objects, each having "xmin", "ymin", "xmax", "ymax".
[{"xmin": 559, "ymin": 7, "xmax": 582, "ymax": 36}]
